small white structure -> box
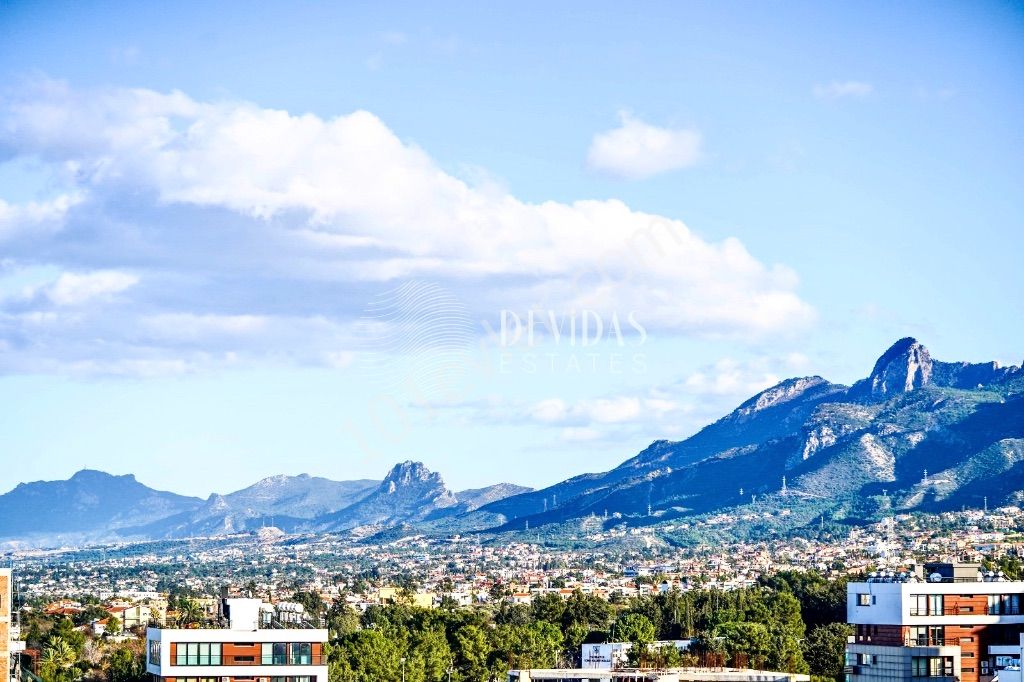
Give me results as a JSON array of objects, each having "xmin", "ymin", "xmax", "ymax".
[{"xmin": 581, "ymin": 642, "xmax": 631, "ymax": 669}]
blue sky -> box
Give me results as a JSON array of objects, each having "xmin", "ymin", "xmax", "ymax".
[{"xmin": 0, "ymin": 1, "xmax": 1021, "ymax": 498}]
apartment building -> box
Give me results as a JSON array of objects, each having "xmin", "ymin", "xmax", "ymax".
[
  {"xmin": 145, "ymin": 598, "xmax": 328, "ymax": 682},
  {"xmin": 2, "ymin": 569, "xmax": 25, "ymax": 682},
  {"xmin": 1, "ymin": 568, "xmax": 9, "ymax": 682},
  {"xmin": 845, "ymin": 563, "xmax": 1024, "ymax": 682}
]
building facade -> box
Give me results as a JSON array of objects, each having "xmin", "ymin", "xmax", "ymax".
[
  {"xmin": 845, "ymin": 564, "xmax": 1024, "ymax": 682},
  {"xmin": 1, "ymin": 568, "xmax": 9, "ymax": 682},
  {"xmin": 145, "ymin": 599, "xmax": 328, "ymax": 682},
  {"xmin": 1, "ymin": 568, "xmax": 25, "ymax": 682}
]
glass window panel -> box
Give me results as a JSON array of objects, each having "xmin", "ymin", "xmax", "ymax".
[{"xmin": 291, "ymin": 643, "xmax": 312, "ymax": 665}]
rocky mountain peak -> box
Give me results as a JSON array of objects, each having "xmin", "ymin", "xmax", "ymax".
[
  {"xmin": 869, "ymin": 337, "xmax": 933, "ymax": 396},
  {"xmin": 733, "ymin": 376, "xmax": 832, "ymax": 419},
  {"xmin": 70, "ymin": 469, "xmax": 135, "ymax": 483},
  {"xmin": 383, "ymin": 461, "xmax": 439, "ymax": 489}
]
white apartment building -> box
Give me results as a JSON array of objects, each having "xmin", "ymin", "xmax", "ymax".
[
  {"xmin": 2, "ymin": 569, "xmax": 25, "ymax": 682},
  {"xmin": 145, "ymin": 599, "xmax": 328, "ymax": 682},
  {"xmin": 846, "ymin": 563, "xmax": 1024, "ymax": 682}
]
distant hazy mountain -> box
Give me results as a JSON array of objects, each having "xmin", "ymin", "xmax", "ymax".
[
  {"xmin": 474, "ymin": 338, "xmax": 1024, "ymax": 531},
  {"xmin": 2, "ymin": 337, "xmax": 1019, "ymax": 548},
  {"xmin": 137, "ymin": 474, "xmax": 379, "ymax": 538},
  {"xmin": 315, "ymin": 461, "xmax": 461, "ymax": 531},
  {"xmin": 455, "ymin": 483, "xmax": 533, "ymax": 512},
  {"xmin": 0, "ymin": 463, "xmax": 530, "ymax": 547},
  {"xmin": 0, "ymin": 470, "xmax": 202, "ymax": 546}
]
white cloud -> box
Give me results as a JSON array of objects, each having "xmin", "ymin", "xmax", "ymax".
[
  {"xmin": 47, "ymin": 270, "xmax": 138, "ymax": 306},
  {"xmin": 0, "ymin": 82, "xmax": 815, "ymax": 374},
  {"xmin": 585, "ymin": 397, "xmax": 642, "ymax": 423},
  {"xmin": 813, "ymin": 81, "xmax": 873, "ymax": 100},
  {"xmin": 0, "ymin": 193, "xmax": 82, "ymax": 241},
  {"xmin": 141, "ymin": 313, "xmax": 267, "ymax": 340},
  {"xmin": 531, "ymin": 398, "xmax": 568, "ymax": 423},
  {"xmin": 528, "ymin": 395, "xmax": 664, "ymax": 427},
  {"xmin": 587, "ymin": 112, "xmax": 702, "ymax": 180},
  {"xmin": 559, "ymin": 426, "xmax": 601, "ymax": 442},
  {"xmin": 683, "ymin": 357, "xmax": 780, "ymax": 397}
]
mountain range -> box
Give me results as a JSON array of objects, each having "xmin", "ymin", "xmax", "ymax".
[
  {"xmin": 468, "ymin": 337, "xmax": 1024, "ymax": 532},
  {"xmin": 0, "ymin": 461, "xmax": 530, "ymax": 547},
  {"xmin": 1, "ymin": 338, "xmax": 1021, "ymax": 548}
]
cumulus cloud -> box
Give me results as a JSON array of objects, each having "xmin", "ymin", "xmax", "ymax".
[
  {"xmin": 416, "ymin": 349, "xmax": 815, "ymax": 444},
  {"xmin": 0, "ymin": 193, "xmax": 82, "ymax": 241},
  {"xmin": 586, "ymin": 112, "xmax": 702, "ymax": 180},
  {"xmin": 47, "ymin": 270, "xmax": 138, "ymax": 306},
  {"xmin": 528, "ymin": 395, "xmax": 667, "ymax": 427},
  {"xmin": 0, "ymin": 81, "xmax": 815, "ymax": 374},
  {"xmin": 813, "ymin": 81, "xmax": 873, "ymax": 100},
  {"xmin": 682, "ymin": 357, "xmax": 780, "ymax": 397}
]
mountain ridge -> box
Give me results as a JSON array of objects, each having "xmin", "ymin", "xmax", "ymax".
[{"xmin": 1, "ymin": 338, "xmax": 1020, "ymax": 547}]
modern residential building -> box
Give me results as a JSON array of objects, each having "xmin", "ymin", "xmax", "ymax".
[
  {"xmin": 145, "ymin": 598, "xmax": 328, "ymax": 682},
  {"xmin": 845, "ymin": 562, "xmax": 1024, "ymax": 682},
  {"xmin": 2, "ymin": 569, "xmax": 25, "ymax": 682},
  {"xmin": 1, "ymin": 568, "xmax": 9, "ymax": 682},
  {"xmin": 508, "ymin": 668, "xmax": 809, "ymax": 682}
]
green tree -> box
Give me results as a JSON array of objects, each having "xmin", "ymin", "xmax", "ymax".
[
  {"xmin": 326, "ymin": 600, "xmax": 361, "ymax": 638},
  {"xmin": 452, "ymin": 624, "xmax": 490, "ymax": 682},
  {"xmin": 329, "ymin": 628, "xmax": 402, "ymax": 682},
  {"xmin": 176, "ymin": 598, "xmax": 204, "ymax": 627},
  {"xmin": 40, "ymin": 637, "xmax": 78, "ymax": 682},
  {"xmin": 108, "ymin": 644, "xmax": 146, "ymax": 682},
  {"xmin": 562, "ymin": 589, "xmax": 613, "ymax": 632},
  {"xmin": 803, "ymin": 623, "xmax": 853, "ymax": 680},
  {"xmin": 407, "ymin": 627, "xmax": 452, "ymax": 682},
  {"xmin": 530, "ymin": 593, "xmax": 565, "ymax": 625},
  {"xmin": 615, "ymin": 613, "xmax": 655, "ymax": 667}
]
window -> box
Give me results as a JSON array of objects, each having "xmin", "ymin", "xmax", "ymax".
[
  {"xmin": 174, "ymin": 643, "xmax": 222, "ymax": 666},
  {"xmin": 911, "ymin": 594, "xmax": 945, "ymax": 616},
  {"xmin": 291, "ymin": 643, "xmax": 312, "ymax": 665},
  {"xmin": 858, "ymin": 654, "xmax": 874, "ymax": 665},
  {"xmin": 858, "ymin": 593, "xmax": 872, "ymax": 606},
  {"xmin": 148, "ymin": 640, "xmax": 161, "ymax": 666},
  {"xmin": 912, "ymin": 657, "xmax": 954, "ymax": 678},
  {"xmin": 909, "ymin": 626, "xmax": 944, "ymax": 645},
  {"xmin": 988, "ymin": 594, "xmax": 1021, "ymax": 615},
  {"xmin": 262, "ymin": 643, "xmax": 288, "ymax": 666}
]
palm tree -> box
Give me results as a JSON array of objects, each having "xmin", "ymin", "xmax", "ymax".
[
  {"xmin": 176, "ymin": 598, "xmax": 205, "ymax": 627},
  {"xmin": 41, "ymin": 637, "xmax": 78, "ymax": 679}
]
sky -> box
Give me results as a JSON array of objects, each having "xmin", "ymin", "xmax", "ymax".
[{"xmin": 0, "ymin": 1, "xmax": 1021, "ymax": 498}]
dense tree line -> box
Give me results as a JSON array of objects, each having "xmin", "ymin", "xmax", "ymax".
[
  {"xmin": 17, "ymin": 570, "xmax": 851, "ymax": 682},
  {"xmin": 324, "ymin": 574, "xmax": 851, "ymax": 681}
]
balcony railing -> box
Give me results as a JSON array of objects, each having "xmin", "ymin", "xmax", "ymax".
[
  {"xmin": 905, "ymin": 637, "xmax": 960, "ymax": 647},
  {"xmin": 909, "ymin": 606, "xmax": 1004, "ymax": 616},
  {"xmin": 173, "ymin": 656, "xmax": 325, "ymax": 667}
]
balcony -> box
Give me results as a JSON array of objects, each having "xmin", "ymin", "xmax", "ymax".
[
  {"xmin": 173, "ymin": 655, "xmax": 325, "ymax": 667},
  {"xmin": 909, "ymin": 606, "xmax": 996, "ymax": 616},
  {"xmin": 905, "ymin": 638, "xmax": 961, "ymax": 647}
]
